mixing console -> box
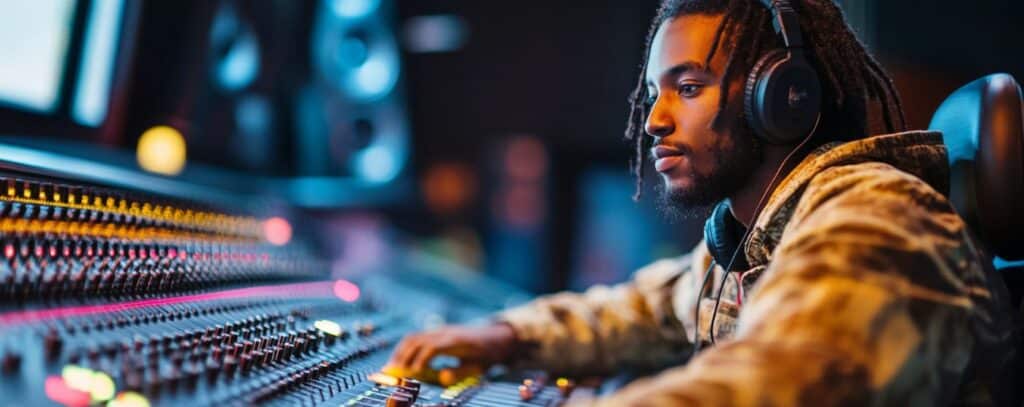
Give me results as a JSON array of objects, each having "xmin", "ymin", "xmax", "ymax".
[{"xmin": 0, "ymin": 175, "xmax": 582, "ymax": 406}]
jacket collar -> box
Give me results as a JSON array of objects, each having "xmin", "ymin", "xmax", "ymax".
[{"xmin": 743, "ymin": 130, "xmax": 949, "ymax": 266}]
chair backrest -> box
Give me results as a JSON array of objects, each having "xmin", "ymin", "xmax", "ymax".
[{"xmin": 929, "ymin": 73, "xmax": 1024, "ymax": 262}]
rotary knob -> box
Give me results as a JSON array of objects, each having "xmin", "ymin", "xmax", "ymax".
[{"xmin": 1, "ymin": 350, "xmax": 21, "ymax": 374}]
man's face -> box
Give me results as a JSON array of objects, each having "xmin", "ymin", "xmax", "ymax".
[{"xmin": 644, "ymin": 14, "xmax": 762, "ymax": 212}]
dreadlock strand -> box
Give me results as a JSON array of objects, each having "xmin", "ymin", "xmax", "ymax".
[
  {"xmin": 629, "ymin": 121, "xmax": 644, "ymax": 199},
  {"xmin": 627, "ymin": 80, "xmax": 648, "ymax": 200},
  {"xmin": 864, "ymin": 56, "xmax": 908, "ymax": 130},
  {"xmin": 819, "ymin": 54, "xmax": 845, "ymax": 108},
  {"xmin": 724, "ymin": 5, "xmax": 765, "ymax": 115},
  {"xmin": 703, "ymin": 8, "xmax": 732, "ymax": 69},
  {"xmin": 626, "ymin": 11, "xmax": 667, "ymax": 200},
  {"xmin": 712, "ymin": 0, "xmax": 758, "ymax": 127},
  {"xmin": 866, "ymin": 64, "xmax": 897, "ymax": 133},
  {"xmin": 711, "ymin": 5, "xmax": 741, "ymax": 124}
]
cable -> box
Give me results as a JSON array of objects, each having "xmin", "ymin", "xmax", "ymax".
[
  {"xmin": 707, "ymin": 114, "xmax": 821, "ymax": 344},
  {"xmin": 690, "ymin": 259, "xmax": 717, "ymax": 356}
]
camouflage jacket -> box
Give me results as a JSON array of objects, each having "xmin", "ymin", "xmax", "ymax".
[{"xmin": 499, "ymin": 131, "xmax": 1020, "ymax": 406}]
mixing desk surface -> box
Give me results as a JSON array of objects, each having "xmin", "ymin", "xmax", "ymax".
[{"xmin": 0, "ymin": 175, "xmax": 583, "ymax": 406}]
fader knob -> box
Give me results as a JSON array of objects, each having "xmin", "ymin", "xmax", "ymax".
[
  {"xmin": 281, "ymin": 342, "xmax": 294, "ymax": 360},
  {"xmin": 86, "ymin": 344, "xmax": 101, "ymax": 361},
  {"xmin": 144, "ymin": 369, "xmax": 161, "ymax": 395},
  {"xmin": 205, "ymin": 358, "xmax": 221, "ymax": 383},
  {"xmin": 183, "ymin": 362, "xmax": 201, "ymax": 388},
  {"xmin": 386, "ymin": 391, "xmax": 414, "ymax": 407},
  {"xmin": 223, "ymin": 356, "xmax": 238, "ymax": 377},
  {"xmin": 43, "ymin": 329, "xmax": 62, "ymax": 360},
  {"xmin": 239, "ymin": 354, "xmax": 253, "ymax": 372},
  {"xmin": 1, "ymin": 351, "xmax": 21, "ymax": 373},
  {"xmin": 124, "ymin": 369, "xmax": 143, "ymax": 391},
  {"xmin": 397, "ymin": 378, "xmax": 421, "ymax": 402}
]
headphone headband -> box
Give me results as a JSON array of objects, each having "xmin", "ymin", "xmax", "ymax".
[{"xmin": 760, "ymin": 0, "xmax": 804, "ymax": 48}]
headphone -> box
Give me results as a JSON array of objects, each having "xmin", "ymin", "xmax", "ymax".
[
  {"xmin": 744, "ymin": 0, "xmax": 822, "ymax": 145},
  {"xmin": 705, "ymin": 0, "xmax": 822, "ymax": 270},
  {"xmin": 703, "ymin": 200, "xmax": 750, "ymax": 271},
  {"xmin": 695, "ymin": 0, "xmax": 823, "ymax": 348}
]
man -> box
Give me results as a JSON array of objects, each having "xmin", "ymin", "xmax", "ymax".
[{"xmin": 387, "ymin": 0, "xmax": 1020, "ymax": 405}]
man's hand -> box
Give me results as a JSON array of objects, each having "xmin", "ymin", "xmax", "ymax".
[{"xmin": 384, "ymin": 323, "xmax": 518, "ymax": 382}]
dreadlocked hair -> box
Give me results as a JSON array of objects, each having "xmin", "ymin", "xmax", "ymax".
[{"xmin": 626, "ymin": 0, "xmax": 907, "ymax": 200}]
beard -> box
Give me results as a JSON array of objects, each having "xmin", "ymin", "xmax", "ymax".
[{"xmin": 657, "ymin": 121, "xmax": 763, "ymax": 220}]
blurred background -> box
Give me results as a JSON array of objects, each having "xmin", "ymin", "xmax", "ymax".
[{"xmin": 0, "ymin": 0, "xmax": 1021, "ymax": 295}]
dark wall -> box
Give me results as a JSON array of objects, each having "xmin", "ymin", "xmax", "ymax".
[
  {"xmin": 400, "ymin": 1, "xmax": 659, "ymax": 166},
  {"xmin": 876, "ymin": 0, "xmax": 1024, "ymax": 76},
  {"xmin": 875, "ymin": 0, "xmax": 1024, "ymax": 129}
]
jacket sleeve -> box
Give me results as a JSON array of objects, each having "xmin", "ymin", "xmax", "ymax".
[
  {"xmin": 586, "ymin": 163, "xmax": 1000, "ymax": 406},
  {"xmin": 497, "ymin": 244, "xmax": 713, "ymax": 375}
]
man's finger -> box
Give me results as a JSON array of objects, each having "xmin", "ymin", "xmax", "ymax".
[
  {"xmin": 389, "ymin": 335, "xmax": 424, "ymax": 368},
  {"xmin": 408, "ymin": 341, "xmax": 443, "ymax": 372}
]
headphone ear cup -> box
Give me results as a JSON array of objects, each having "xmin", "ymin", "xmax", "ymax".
[
  {"xmin": 745, "ymin": 49, "xmax": 788, "ymax": 142},
  {"xmin": 704, "ymin": 198, "xmax": 753, "ymax": 268},
  {"xmin": 745, "ymin": 49, "xmax": 823, "ymax": 144},
  {"xmin": 704, "ymin": 201, "xmax": 748, "ymax": 271}
]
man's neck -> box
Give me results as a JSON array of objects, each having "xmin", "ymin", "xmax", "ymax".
[{"xmin": 728, "ymin": 145, "xmax": 806, "ymax": 227}]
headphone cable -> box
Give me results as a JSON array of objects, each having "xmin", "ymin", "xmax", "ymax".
[
  {"xmin": 707, "ymin": 114, "xmax": 821, "ymax": 344},
  {"xmin": 690, "ymin": 259, "xmax": 717, "ymax": 356}
]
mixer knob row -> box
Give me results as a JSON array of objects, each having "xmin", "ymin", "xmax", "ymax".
[{"xmin": 0, "ymin": 178, "xmax": 265, "ymax": 237}]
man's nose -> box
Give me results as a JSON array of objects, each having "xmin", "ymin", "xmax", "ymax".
[{"xmin": 644, "ymin": 102, "xmax": 674, "ymax": 139}]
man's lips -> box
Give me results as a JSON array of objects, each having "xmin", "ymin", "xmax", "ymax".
[{"xmin": 652, "ymin": 145, "xmax": 685, "ymax": 173}]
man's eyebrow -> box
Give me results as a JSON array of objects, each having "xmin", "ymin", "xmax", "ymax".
[{"xmin": 645, "ymin": 61, "xmax": 707, "ymax": 87}]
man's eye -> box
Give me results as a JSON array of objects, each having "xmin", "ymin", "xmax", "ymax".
[{"xmin": 677, "ymin": 84, "xmax": 702, "ymax": 98}]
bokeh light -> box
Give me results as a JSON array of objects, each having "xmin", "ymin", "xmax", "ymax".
[
  {"xmin": 89, "ymin": 372, "xmax": 116, "ymax": 402},
  {"xmin": 262, "ymin": 217, "xmax": 292, "ymax": 246},
  {"xmin": 45, "ymin": 375, "xmax": 91, "ymax": 407},
  {"xmin": 60, "ymin": 365, "xmax": 117, "ymax": 403},
  {"xmin": 333, "ymin": 279, "xmax": 360, "ymax": 302},
  {"xmin": 314, "ymin": 319, "xmax": 343, "ymax": 336},
  {"xmin": 355, "ymin": 144, "xmax": 400, "ymax": 183},
  {"xmin": 331, "ymin": 0, "xmax": 380, "ymax": 19},
  {"xmin": 61, "ymin": 365, "xmax": 94, "ymax": 392},
  {"xmin": 403, "ymin": 15, "xmax": 468, "ymax": 54},
  {"xmin": 136, "ymin": 125, "xmax": 187, "ymax": 175},
  {"xmin": 106, "ymin": 392, "xmax": 150, "ymax": 407},
  {"xmin": 421, "ymin": 162, "xmax": 477, "ymax": 215}
]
